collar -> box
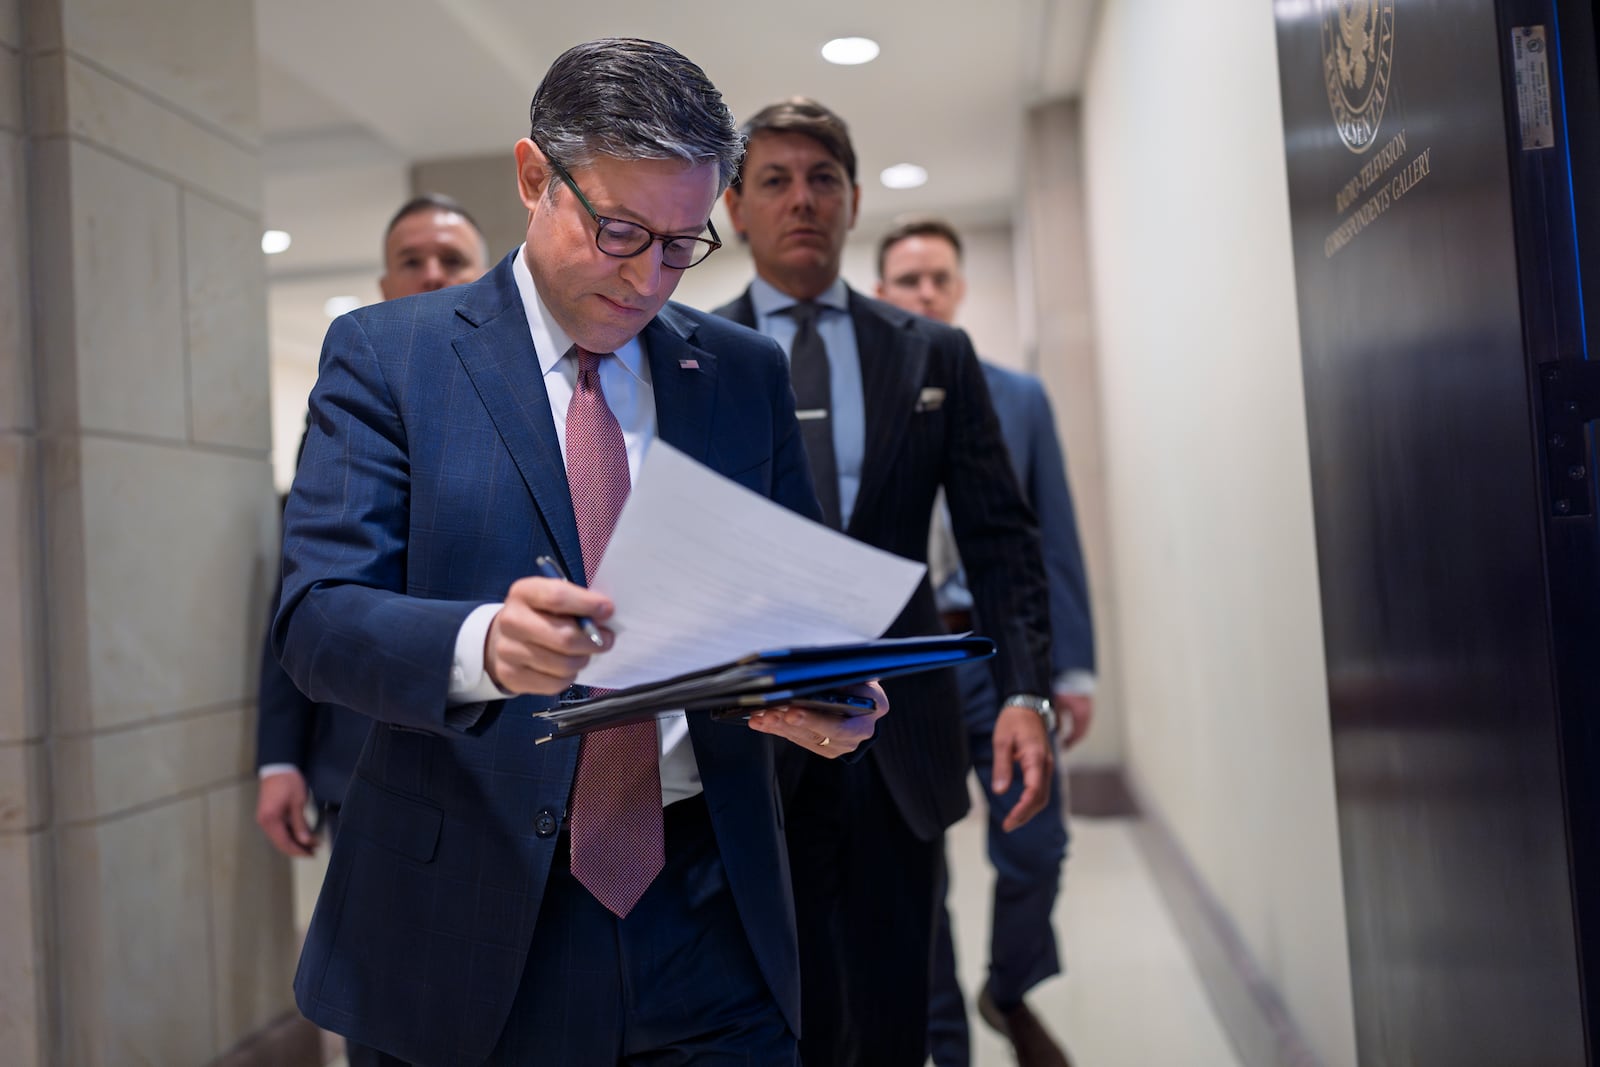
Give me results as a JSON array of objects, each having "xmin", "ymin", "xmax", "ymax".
[
  {"xmin": 512, "ymin": 243, "xmax": 648, "ymax": 385},
  {"xmin": 749, "ymin": 274, "xmax": 851, "ymax": 318}
]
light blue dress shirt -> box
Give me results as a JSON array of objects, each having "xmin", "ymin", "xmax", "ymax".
[{"xmin": 747, "ymin": 276, "xmax": 866, "ymax": 528}]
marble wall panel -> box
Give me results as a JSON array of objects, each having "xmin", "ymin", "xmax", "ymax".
[
  {"xmin": 57, "ymin": 796, "xmax": 218, "ymax": 1066},
  {"xmin": 30, "ymin": 140, "xmax": 188, "ymax": 440},
  {"xmin": 28, "ymin": 52, "xmax": 260, "ymax": 215},
  {"xmin": 55, "ymin": 0, "xmax": 258, "ymax": 143},
  {"xmin": 47, "ymin": 437, "xmax": 275, "ymax": 733},
  {"xmin": 0, "ymin": 41, "xmax": 19, "ymax": 133},
  {"xmin": 53, "ymin": 705, "xmax": 250, "ymax": 823},
  {"xmin": 0, "ymin": 739, "xmax": 45, "ymax": 832},
  {"xmin": 23, "ymin": 136, "xmax": 72, "ymax": 437},
  {"xmin": 0, "ymin": 831, "xmax": 46, "ymax": 1067},
  {"xmin": 207, "ymin": 781, "xmax": 296, "ymax": 1042},
  {"xmin": 0, "ymin": 434, "xmax": 39, "ymax": 742},
  {"xmin": 0, "ymin": 130, "xmax": 28, "ymax": 433},
  {"xmin": 184, "ymin": 192, "xmax": 270, "ymax": 452},
  {"xmin": 20, "ymin": 0, "xmax": 60, "ymax": 51}
]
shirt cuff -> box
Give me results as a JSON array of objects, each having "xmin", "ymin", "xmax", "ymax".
[
  {"xmin": 1053, "ymin": 669, "xmax": 1096, "ymax": 696},
  {"xmin": 258, "ymin": 763, "xmax": 300, "ymax": 780},
  {"xmin": 450, "ymin": 602, "xmax": 514, "ymax": 705}
]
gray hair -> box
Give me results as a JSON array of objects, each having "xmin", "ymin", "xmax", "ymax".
[{"xmin": 528, "ymin": 38, "xmax": 743, "ymax": 193}]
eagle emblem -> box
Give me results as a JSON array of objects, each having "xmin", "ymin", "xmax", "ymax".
[
  {"xmin": 1337, "ymin": 0, "xmax": 1378, "ymax": 90},
  {"xmin": 1321, "ymin": 0, "xmax": 1396, "ymax": 153}
]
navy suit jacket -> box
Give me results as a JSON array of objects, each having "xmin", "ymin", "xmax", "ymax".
[
  {"xmin": 715, "ymin": 288, "xmax": 1053, "ymax": 841},
  {"xmin": 981, "ymin": 363, "xmax": 1095, "ymax": 676},
  {"xmin": 274, "ymin": 252, "xmax": 819, "ymax": 1065},
  {"xmin": 255, "ymin": 570, "xmax": 369, "ymax": 809}
]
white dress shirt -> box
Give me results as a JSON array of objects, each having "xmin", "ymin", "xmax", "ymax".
[{"xmin": 444, "ymin": 245, "xmax": 701, "ymax": 805}]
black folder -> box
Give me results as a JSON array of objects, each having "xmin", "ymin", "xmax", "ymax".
[{"xmin": 531, "ymin": 634, "xmax": 995, "ymax": 741}]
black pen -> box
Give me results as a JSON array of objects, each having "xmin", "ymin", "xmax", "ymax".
[{"xmin": 533, "ymin": 554, "xmax": 607, "ymax": 648}]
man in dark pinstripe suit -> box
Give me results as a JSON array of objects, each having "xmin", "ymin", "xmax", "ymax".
[{"xmin": 715, "ymin": 97, "xmax": 1058, "ymax": 1067}]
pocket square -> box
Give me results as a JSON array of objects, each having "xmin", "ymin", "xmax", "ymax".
[{"xmin": 915, "ymin": 387, "xmax": 946, "ymax": 412}]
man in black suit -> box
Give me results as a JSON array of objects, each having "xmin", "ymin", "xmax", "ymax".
[{"xmin": 715, "ymin": 97, "xmax": 1057, "ymax": 1067}]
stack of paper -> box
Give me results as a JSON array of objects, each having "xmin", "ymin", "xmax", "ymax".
[{"xmin": 531, "ymin": 443, "xmax": 993, "ymax": 740}]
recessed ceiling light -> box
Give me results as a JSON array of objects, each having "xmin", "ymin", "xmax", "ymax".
[
  {"xmin": 261, "ymin": 229, "xmax": 292, "ymax": 255},
  {"xmin": 323, "ymin": 295, "xmax": 361, "ymax": 318},
  {"xmin": 821, "ymin": 37, "xmax": 880, "ymax": 65},
  {"xmin": 880, "ymin": 163, "xmax": 928, "ymax": 190}
]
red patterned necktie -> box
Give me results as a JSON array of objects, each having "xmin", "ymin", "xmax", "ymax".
[{"xmin": 565, "ymin": 346, "xmax": 664, "ymax": 918}]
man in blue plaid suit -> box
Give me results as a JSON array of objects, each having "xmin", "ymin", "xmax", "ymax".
[{"xmin": 272, "ymin": 39, "xmax": 884, "ymax": 1066}]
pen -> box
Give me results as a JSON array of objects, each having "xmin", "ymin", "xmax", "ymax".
[{"xmin": 533, "ymin": 554, "xmax": 607, "ymax": 649}]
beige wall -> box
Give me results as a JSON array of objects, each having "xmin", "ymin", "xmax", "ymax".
[
  {"xmin": 4, "ymin": 1, "xmax": 296, "ymax": 1062},
  {"xmin": 1080, "ymin": 2, "xmax": 1357, "ymax": 1064},
  {"xmin": 1015, "ymin": 99, "xmax": 1121, "ymax": 769}
]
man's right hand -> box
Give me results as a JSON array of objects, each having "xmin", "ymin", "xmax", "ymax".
[
  {"xmin": 256, "ymin": 769, "xmax": 317, "ymax": 858},
  {"xmin": 484, "ymin": 576, "xmax": 616, "ymax": 695}
]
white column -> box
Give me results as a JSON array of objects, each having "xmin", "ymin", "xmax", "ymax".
[{"xmin": 7, "ymin": 1, "xmax": 295, "ymax": 1062}]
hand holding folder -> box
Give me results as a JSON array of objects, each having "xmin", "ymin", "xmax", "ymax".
[
  {"xmin": 531, "ymin": 634, "xmax": 994, "ymax": 741},
  {"xmin": 523, "ymin": 442, "xmax": 994, "ymax": 741}
]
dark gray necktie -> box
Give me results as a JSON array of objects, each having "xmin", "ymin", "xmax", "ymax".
[{"xmin": 781, "ymin": 302, "xmax": 843, "ymax": 529}]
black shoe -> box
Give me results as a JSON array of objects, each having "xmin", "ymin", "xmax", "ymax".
[{"xmin": 977, "ymin": 988, "xmax": 1073, "ymax": 1067}]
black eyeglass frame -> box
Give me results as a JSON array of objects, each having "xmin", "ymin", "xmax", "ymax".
[{"xmin": 544, "ymin": 153, "xmax": 722, "ymax": 270}]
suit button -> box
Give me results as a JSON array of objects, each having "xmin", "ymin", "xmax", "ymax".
[{"xmin": 533, "ymin": 808, "xmax": 560, "ymax": 838}]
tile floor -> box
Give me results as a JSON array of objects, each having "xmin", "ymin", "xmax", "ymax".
[
  {"xmin": 944, "ymin": 801, "xmax": 1242, "ymax": 1066},
  {"xmin": 304, "ymin": 789, "xmax": 1242, "ymax": 1067}
]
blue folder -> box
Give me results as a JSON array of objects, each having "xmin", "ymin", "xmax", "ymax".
[{"xmin": 531, "ymin": 633, "xmax": 995, "ymax": 741}]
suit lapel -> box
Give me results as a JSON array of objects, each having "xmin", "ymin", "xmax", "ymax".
[
  {"xmin": 848, "ymin": 291, "xmax": 926, "ymax": 533},
  {"xmin": 716, "ymin": 289, "xmax": 758, "ymax": 330},
  {"xmin": 644, "ymin": 306, "xmax": 718, "ymax": 465},
  {"xmin": 451, "ymin": 257, "xmax": 585, "ymax": 582}
]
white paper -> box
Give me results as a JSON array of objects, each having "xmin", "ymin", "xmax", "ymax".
[{"xmin": 575, "ymin": 442, "xmax": 926, "ymax": 689}]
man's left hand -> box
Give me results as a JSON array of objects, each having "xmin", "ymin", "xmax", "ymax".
[
  {"xmin": 748, "ymin": 680, "xmax": 888, "ymax": 758},
  {"xmin": 991, "ymin": 703, "xmax": 1056, "ymax": 831}
]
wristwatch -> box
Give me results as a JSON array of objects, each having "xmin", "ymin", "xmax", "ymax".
[{"xmin": 1003, "ymin": 693, "xmax": 1057, "ymax": 736}]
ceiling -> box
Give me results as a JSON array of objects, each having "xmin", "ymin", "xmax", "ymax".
[{"xmin": 254, "ymin": 0, "xmax": 1098, "ymax": 367}]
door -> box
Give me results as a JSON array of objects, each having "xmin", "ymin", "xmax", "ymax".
[{"xmin": 1275, "ymin": 0, "xmax": 1600, "ymax": 1062}]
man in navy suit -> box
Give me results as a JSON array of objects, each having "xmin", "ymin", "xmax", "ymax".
[
  {"xmin": 272, "ymin": 40, "xmax": 884, "ymax": 1066},
  {"xmin": 879, "ymin": 219, "xmax": 1095, "ymax": 1067},
  {"xmin": 715, "ymin": 98, "xmax": 1056, "ymax": 1067},
  {"xmin": 256, "ymin": 193, "xmax": 490, "ymax": 866}
]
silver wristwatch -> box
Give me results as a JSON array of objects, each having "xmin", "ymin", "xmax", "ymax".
[{"xmin": 1003, "ymin": 693, "xmax": 1057, "ymax": 736}]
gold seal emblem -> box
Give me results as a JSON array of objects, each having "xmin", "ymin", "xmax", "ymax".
[{"xmin": 1321, "ymin": 0, "xmax": 1396, "ymax": 153}]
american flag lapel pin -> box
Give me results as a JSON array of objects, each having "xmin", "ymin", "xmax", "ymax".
[{"xmin": 679, "ymin": 358, "xmax": 700, "ymax": 370}]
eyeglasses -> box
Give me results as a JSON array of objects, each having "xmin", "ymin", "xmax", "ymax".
[{"xmin": 545, "ymin": 154, "xmax": 722, "ymax": 270}]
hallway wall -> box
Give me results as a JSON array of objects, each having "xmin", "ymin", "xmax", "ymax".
[
  {"xmin": 2, "ymin": 1, "xmax": 294, "ymax": 1062},
  {"xmin": 1078, "ymin": 3, "xmax": 1356, "ymax": 1064}
]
